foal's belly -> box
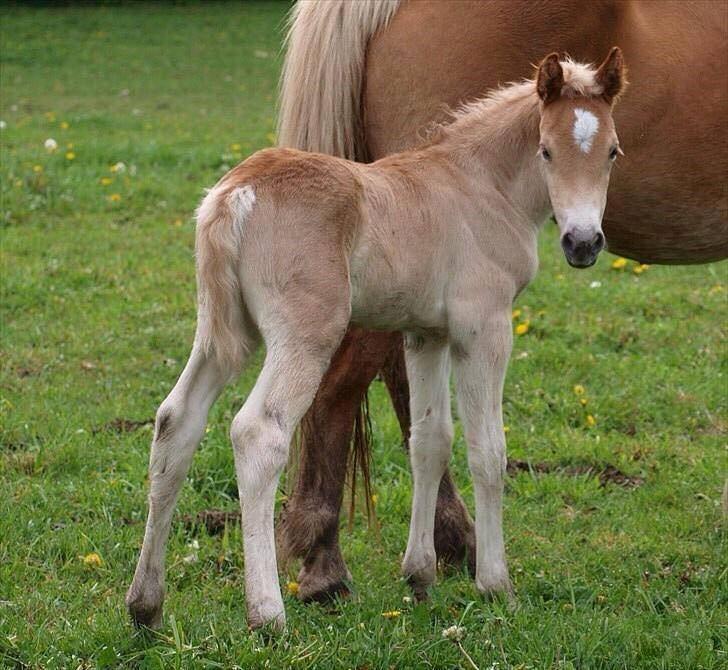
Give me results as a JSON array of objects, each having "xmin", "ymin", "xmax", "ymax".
[{"xmin": 348, "ymin": 263, "xmax": 446, "ymax": 334}]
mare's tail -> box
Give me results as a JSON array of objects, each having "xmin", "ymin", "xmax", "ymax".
[
  {"xmin": 277, "ymin": 0, "xmax": 401, "ymax": 161},
  {"xmin": 195, "ymin": 184, "xmax": 258, "ymax": 376},
  {"xmin": 277, "ymin": 0, "xmax": 402, "ymax": 520}
]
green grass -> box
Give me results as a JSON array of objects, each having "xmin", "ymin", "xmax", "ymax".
[{"xmin": 1, "ymin": 3, "xmax": 726, "ymax": 668}]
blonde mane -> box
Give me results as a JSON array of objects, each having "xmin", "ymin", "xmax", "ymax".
[{"xmin": 430, "ymin": 58, "xmax": 604, "ymax": 152}]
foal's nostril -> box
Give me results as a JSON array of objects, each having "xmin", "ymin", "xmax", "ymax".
[
  {"xmin": 592, "ymin": 231, "xmax": 605, "ymax": 252},
  {"xmin": 561, "ymin": 232, "xmax": 575, "ymax": 253}
]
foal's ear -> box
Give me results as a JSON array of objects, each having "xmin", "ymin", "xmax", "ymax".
[
  {"xmin": 595, "ymin": 46, "xmax": 627, "ymax": 104},
  {"xmin": 536, "ymin": 53, "xmax": 564, "ymax": 105}
]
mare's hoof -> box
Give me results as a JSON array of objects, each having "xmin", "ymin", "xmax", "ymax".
[{"xmin": 297, "ymin": 571, "xmax": 351, "ymax": 603}]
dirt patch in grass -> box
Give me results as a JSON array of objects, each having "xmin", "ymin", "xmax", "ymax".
[
  {"xmin": 507, "ymin": 459, "xmax": 644, "ymax": 488},
  {"xmin": 93, "ymin": 417, "xmax": 154, "ymax": 434},
  {"xmin": 183, "ymin": 509, "xmax": 241, "ymax": 535}
]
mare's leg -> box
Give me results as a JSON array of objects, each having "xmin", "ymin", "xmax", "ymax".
[
  {"xmin": 401, "ymin": 337, "xmax": 453, "ymax": 599},
  {"xmin": 381, "ymin": 337, "xmax": 476, "ymax": 574},
  {"xmin": 278, "ymin": 327, "xmax": 400, "ymax": 602},
  {"xmin": 126, "ymin": 342, "xmax": 228, "ymax": 628},
  {"xmin": 452, "ymin": 315, "xmax": 513, "ymax": 596},
  {"xmin": 281, "ymin": 328, "xmax": 475, "ymax": 603}
]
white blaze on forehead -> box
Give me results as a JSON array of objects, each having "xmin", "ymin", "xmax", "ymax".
[{"xmin": 572, "ymin": 108, "xmax": 599, "ymax": 153}]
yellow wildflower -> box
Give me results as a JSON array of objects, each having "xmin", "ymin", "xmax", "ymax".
[
  {"xmin": 230, "ymin": 142, "xmax": 242, "ymax": 151},
  {"xmin": 586, "ymin": 414, "xmax": 596, "ymax": 427},
  {"xmin": 33, "ymin": 165, "xmax": 43, "ymax": 173},
  {"xmin": 580, "ymin": 398, "xmax": 588, "ymax": 406},
  {"xmin": 708, "ymin": 284, "xmax": 725, "ymax": 295},
  {"xmin": 370, "ymin": 493, "xmax": 379, "ymax": 505},
  {"xmin": 82, "ymin": 552, "xmax": 102, "ymax": 567},
  {"xmin": 60, "ymin": 121, "xmax": 69, "ymax": 130},
  {"xmin": 108, "ymin": 193, "xmax": 121, "ymax": 202},
  {"xmin": 573, "ymin": 384, "xmax": 585, "ymax": 396},
  {"xmin": 611, "ymin": 257, "xmax": 627, "ymax": 270},
  {"xmin": 633, "ymin": 263, "xmax": 649, "ymax": 275},
  {"xmin": 511, "ymin": 308, "xmax": 521, "ymax": 320},
  {"xmin": 100, "ymin": 177, "xmax": 112, "ymax": 186},
  {"xmin": 286, "ymin": 581, "xmax": 299, "ymax": 596},
  {"xmin": 381, "ymin": 610, "xmax": 401, "ymax": 619},
  {"xmin": 515, "ymin": 320, "xmax": 530, "ymax": 336},
  {"xmin": 65, "ymin": 151, "xmax": 75, "ymax": 160},
  {"xmin": 503, "ymin": 425, "xmax": 510, "ymax": 434}
]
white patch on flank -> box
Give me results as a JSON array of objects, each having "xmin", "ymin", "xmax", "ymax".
[
  {"xmin": 229, "ymin": 185, "xmax": 256, "ymax": 219},
  {"xmin": 572, "ymin": 108, "xmax": 599, "ymax": 153},
  {"xmin": 228, "ymin": 185, "xmax": 256, "ymax": 235}
]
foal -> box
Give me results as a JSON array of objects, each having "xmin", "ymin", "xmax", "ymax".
[{"xmin": 127, "ymin": 49, "xmax": 626, "ymax": 630}]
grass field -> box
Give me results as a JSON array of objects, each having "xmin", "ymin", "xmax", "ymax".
[{"xmin": 1, "ymin": 3, "xmax": 726, "ymax": 668}]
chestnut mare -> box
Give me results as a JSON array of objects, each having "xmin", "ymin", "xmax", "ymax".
[
  {"xmin": 127, "ymin": 50, "xmax": 626, "ymax": 630},
  {"xmin": 276, "ymin": 0, "xmax": 728, "ymax": 603}
]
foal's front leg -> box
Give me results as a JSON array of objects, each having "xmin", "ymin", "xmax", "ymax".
[
  {"xmin": 452, "ymin": 315, "xmax": 513, "ymax": 596},
  {"xmin": 401, "ymin": 337, "xmax": 453, "ymax": 599}
]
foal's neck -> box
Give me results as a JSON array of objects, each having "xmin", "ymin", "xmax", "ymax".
[{"xmin": 433, "ymin": 83, "xmax": 551, "ymax": 229}]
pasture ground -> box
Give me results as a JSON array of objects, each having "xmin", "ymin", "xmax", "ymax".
[{"xmin": 1, "ymin": 3, "xmax": 726, "ymax": 668}]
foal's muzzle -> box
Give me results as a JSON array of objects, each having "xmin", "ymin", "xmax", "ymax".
[{"xmin": 561, "ymin": 230, "xmax": 605, "ymax": 268}]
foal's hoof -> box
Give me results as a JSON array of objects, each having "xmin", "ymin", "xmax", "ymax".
[
  {"xmin": 125, "ymin": 587, "xmax": 164, "ymax": 630},
  {"xmin": 247, "ymin": 604, "xmax": 286, "ymax": 633},
  {"xmin": 476, "ymin": 575, "xmax": 514, "ymax": 603}
]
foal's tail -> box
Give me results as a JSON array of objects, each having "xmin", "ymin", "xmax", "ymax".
[
  {"xmin": 277, "ymin": 0, "xmax": 401, "ymax": 161},
  {"xmin": 195, "ymin": 184, "xmax": 257, "ymax": 375}
]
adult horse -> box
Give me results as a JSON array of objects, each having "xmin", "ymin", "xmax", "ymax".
[{"xmin": 276, "ymin": 0, "xmax": 728, "ymax": 602}]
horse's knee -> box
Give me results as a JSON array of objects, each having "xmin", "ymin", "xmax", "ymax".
[
  {"xmin": 467, "ymin": 438, "xmax": 506, "ymax": 488},
  {"xmin": 153, "ymin": 400, "xmax": 180, "ymax": 444},
  {"xmin": 230, "ymin": 410, "xmax": 289, "ymax": 480},
  {"xmin": 409, "ymin": 412, "xmax": 453, "ymax": 471}
]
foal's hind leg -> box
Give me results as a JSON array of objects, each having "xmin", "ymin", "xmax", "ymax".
[
  {"xmin": 126, "ymin": 342, "xmax": 228, "ymax": 628},
  {"xmin": 401, "ymin": 337, "xmax": 453, "ymax": 599},
  {"xmin": 231, "ymin": 328, "xmax": 348, "ymax": 630}
]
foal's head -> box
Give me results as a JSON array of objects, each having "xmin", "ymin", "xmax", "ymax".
[{"xmin": 536, "ymin": 48, "xmax": 627, "ymax": 267}]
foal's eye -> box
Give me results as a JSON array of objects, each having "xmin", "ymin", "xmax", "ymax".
[
  {"xmin": 609, "ymin": 146, "xmax": 619, "ymax": 161},
  {"xmin": 540, "ymin": 147, "xmax": 552, "ymax": 162}
]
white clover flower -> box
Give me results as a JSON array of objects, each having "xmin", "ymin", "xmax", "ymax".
[
  {"xmin": 589, "ymin": 280, "xmax": 602, "ymax": 288},
  {"xmin": 44, "ymin": 138, "xmax": 58, "ymax": 152},
  {"xmin": 0, "ymin": 120, "xmax": 7, "ymax": 130},
  {"xmin": 442, "ymin": 625, "xmax": 466, "ymax": 641},
  {"xmin": 110, "ymin": 161, "xmax": 126, "ymax": 173}
]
